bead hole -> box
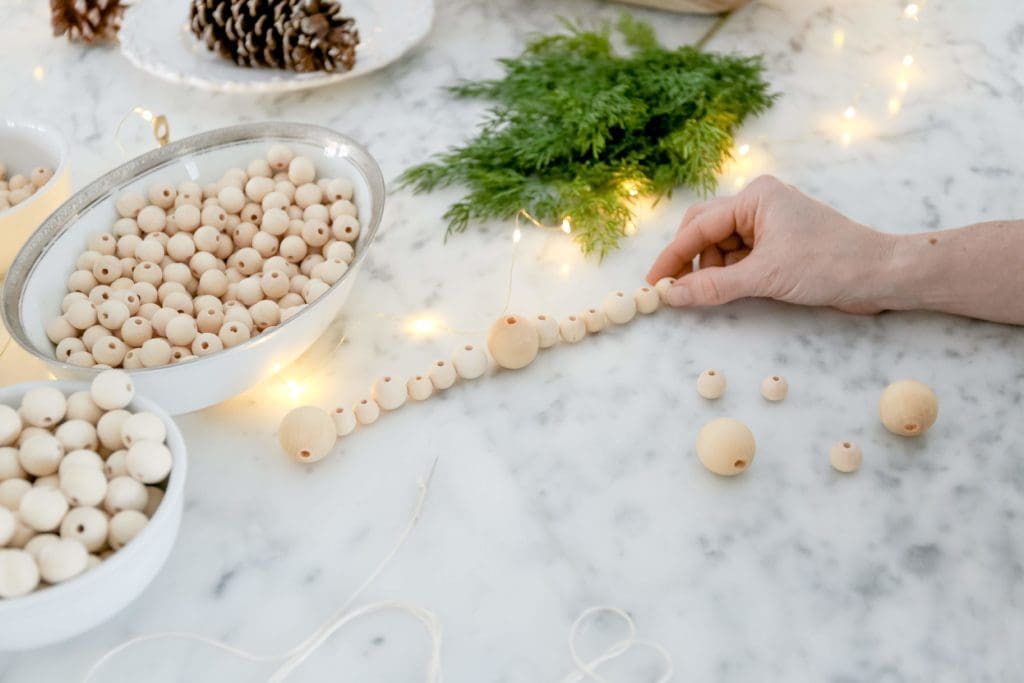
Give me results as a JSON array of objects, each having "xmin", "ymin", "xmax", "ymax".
[
  {"xmin": 772, "ymin": 376, "xmax": 780, "ymax": 381},
  {"xmin": 904, "ymin": 423, "xmax": 919, "ymax": 432},
  {"xmin": 707, "ymin": 370, "xmax": 716, "ymax": 376},
  {"xmin": 733, "ymin": 460, "xmax": 746, "ymax": 469},
  {"xmin": 842, "ymin": 442, "xmax": 851, "ymax": 448},
  {"xmin": 506, "ymin": 316, "xmax": 517, "ymax": 325},
  {"xmin": 299, "ymin": 449, "xmax": 311, "ymax": 459}
]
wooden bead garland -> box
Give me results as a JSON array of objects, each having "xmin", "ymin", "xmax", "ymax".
[
  {"xmin": 46, "ymin": 146, "xmax": 361, "ymax": 369},
  {"xmin": 278, "ymin": 406, "xmax": 336, "ymax": 462},
  {"xmin": 602, "ymin": 291, "xmax": 637, "ymax": 324},
  {"xmin": 487, "ymin": 315, "xmax": 540, "ymax": 370},
  {"xmin": 879, "ymin": 380, "xmax": 938, "ymax": 436}
]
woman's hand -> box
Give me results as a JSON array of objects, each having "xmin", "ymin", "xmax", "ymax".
[{"xmin": 646, "ymin": 175, "xmax": 894, "ymax": 314}]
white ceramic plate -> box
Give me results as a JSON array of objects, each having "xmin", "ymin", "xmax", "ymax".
[{"xmin": 120, "ymin": 0, "xmax": 434, "ymax": 94}]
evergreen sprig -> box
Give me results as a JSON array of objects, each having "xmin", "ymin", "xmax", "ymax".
[{"xmin": 399, "ymin": 14, "xmax": 776, "ymax": 257}]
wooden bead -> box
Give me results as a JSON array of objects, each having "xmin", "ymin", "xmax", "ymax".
[
  {"xmin": 261, "ymin": 269, "xmax": 290, "ymax": 299},
  {"xmin": 108, "ymin": 510, "xmax": 148, "ymax": 550},
  {"xmin": 267, "ymin": 144, "xmax": 295, "ymax": 171},
  {"xmin": 0, "ymin": 549, "xmax": 40, "ymax": 598},
  {"xmin": 173, "ymin": 204, "xmax": 201, "ymax": 231},
  {"xmin": 140, "ymin": 338, "xmax": 172, "ymax": 367},
  {"xmin": 331, "ymin": 214, "xmax": 359, "ymax": 242},
  {"xmin": 288, "ymin": 156, "xmax": 316, "ymax": 186},
  {"xmin": 487, "ymin": 314, "xmax": 539, "ymax": 370},
  {"xmin": 602, "ymin": 290, "xmax": 637, "ymax": 324},
  {"xmin": 120, "ymin": 412, "xmax": 167, "ymax": 447},
  {"xmin": 137, "ymin": 205, "xmax": 167, "ymax": 233},
  {"xmin": 634, "ymin": 286, "xmax": 660, "ymax": 314},
  {"xmin": 31, "ymin": 166, "xmax": 53, "ymax": 188},
  {"xmin": 280, "ymin": 235, "xmax": 308, "ymax": 263},
  {"xmin": 200, "ymin": 204, "xmax": 228, "ymax": 230},
  {"xmin": 218, "ymin": 321, "xmax": 251, "ymax": 348},
  {"xmin": 245, "ymin": 175, "xmax": 276, "ymax": 203},
  {"xmin": 38, "ymin": 538, "xmax": 88, "ymax": 583},
  {"xmin": 60, "ymin": 465, "xmax": 107, "ymax": 507},
  {"xmin": 829, "ymin": 441, "xmax": 863, "ymax": 473},
  {"xmin": 192, "ymin": 332, "xmax": 224, "ymax": 356},
  {"xmin": 60, "ymin": 506, "xmax": 109, "ymax": 552},
  {"xmin": 104, "ymin": 450, "xmax": 128, "ymax": 479},
  {"xmin": 452, "ymin": 343, "xmax": 488, "ymax": 379},
  {"xmin": 0, "ymin": 507, "xmax": 15, "ymax": 547},
  {"xmin": 126, "ymin": 440, "xmax": 172, "ymax": 483},
  {"xmin": 97, "ymin": 299, "xmax": 130, "ymax": 331},
  {"xmin": 534, "ymin": 314, "xmax": 559, "ymax": 349},
  {"xmin": 20, "ymin": 386, "xmax": 67, "ymax": 427},
  {"xmin": 59, "ymin": 449, "xmax": 103, "ymax": 474},
  {"xmin": 23, "ymin": 533, "xmax": 59, "ymax": 562},
  {"xmin": 92, "ymin": 254, "xmax": 123, "ymax": 284},
  {"xmin": 46, "ymin": 316, "xmax": 78, "ymax": 345},
  {"xmin": 68, "ymin": 269, "xmax": 99, "ymax": 294},
  {"xmin": 148, "ymin": 182, "xmax": 177, "ymax": 209},
  {"xmin": 324, "ymin": 240, "xmax": 354, "ymax": 264},
  {"xmin": 55, "ymin": 419, "xmax": 98, "ymax": 451},
  {"xmin": 65, "ymin": 300, "xmax": 97, "ymax": 330},
  {"xmin": 91, "ymin": 369, "xmax": 135, "ymax": 410},
  {"xmin": 331, "ymin": 407, "xmax": 357, "ymax": 437},
  {"xmin": 65, "ymin": 392, "xmax": 102, "ymax": 424},
  {"xmin": 0, "ymin": 405, "xmax": 23, "ymax": 447},
  {"xmin": 18, "ymin": 433, "xmax": 64, "ymax": 476},
  {"xmin": 330, "ymin": 199, "xmax": 358, "ymax": 219},
  {"xmin": 115, "ymin": 191, "xmax": 146, "ymax": 219},
  {"xmin": 373, "ymin": 376, "xmax": 408, "ymax": 411},
  {"xmin": 696, "ymin": 417, "xmax": 756, "ymax": 476},
  {"xmin": 582, "ymin": 308, "xmax": 605, "ymax": 333},
  {"xmin": 696, "ymin": 369, "xmax": 726, "ymax": 399},
  {"xmin": 96, "ymin": 410, "xmax": 131, "ymax": 451},
  {"xmin": 19, "ymin": 487, "xmax": 69, "ymax": 531},
  {"xmin": 654, "ymin": 277, "xmax": 677, "ymax": 302},
  {"xmin": 407, "ymin": 375, "xmax": 434, "ymax": 401},
  {"xmin": 196, "ymin": 306, "xmax": 225, "ymax": 334},
  {"xmin": 319, "ymin": 257, "xmax": 348, "ymax": 285},
  {"xmin": 558, "ymin": 314, "xmax": 586, "ymax": 343},
  {"xmin": 0, "ymin": 446, "xmax": 25, "ymax": 480},
  {"xmin": 250, "ymin": 300, "xmax": 281, "ymax": 331},
  {"xmin": 294, "ymin": 183, "xmax": 323, "ymax": 209},
  {"xmin": 88, "ymin": 232, "xmax": 117, "ymax": 256},
  {"xmin": 56, "ymin": 337, "xmax": 85, "ymax": 361},
  {"xmin": 0, "ymin": 478, "xmax": 31, "ymax": 510},
  {"xmin": 353, "ymin": 398, "xmax": 381, "ymax": 425},
  {"xmin": 429, "ymin": 359, "xmax": 457, "ymax": 390},
  {"xmin": 879, "ymin": 380, "xmax": 938, "ymax": 436},
  {"xmin": 279, "ymin": 406, "xmax": 336, "ymax": 462},
  {"xmin": 68, "ymin": 351, "xmax": 96, "ymax": 367},
  {"xmin": 303, "ymin": 278, "xmax": 330, "ymax": 303},
  {"xmin": 165, "ymin": 313, "xmax": 197, "ymax": 346},
  {"xmin": 218, "ymin": 186, "xmax": 246, "ymax": 214},
  {"xmin": 325, "ymin": 178, "xmax": 354, "ymax": 202},
  {"xmin": 760, "ymin": 374, "xmax": 788, "ymax": 401},
  {"xmin": 104, "ymin": 476, "xmax": 148, "ymax": 514}
]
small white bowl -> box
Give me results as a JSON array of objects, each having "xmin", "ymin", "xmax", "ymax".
[
  {"xmin": 0, "ymin": 120, "xmax": 72, "ymax": 278},
  {"xmin": 2, "ymin": 122, "xmax": 384, "ymax": 414},
  {"xmin": 0, "ymin": 380, "xmax": 187, "ymax": 651}
]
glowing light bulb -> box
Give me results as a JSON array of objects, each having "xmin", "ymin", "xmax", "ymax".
[
  {"xmin": 888, "ymin": 97, "xmax": 902, "ymax": 115},
  {"xmin": 904, "ymin": 3, "xmax": 919, "ymax": 18},
  {"xmin": 902, "ymin": 54, "xmax": 914, "ymax": 67},
  {"xmin": 561, "ymin": 218, "xmax": 572, "ymax": 234},
  {"xmin": 897, "ymin": 79, "xmax": 909, "ymax": 92},
  {"xmin": 560, "ymin": 263, "xmax": 571, "ymax": 277},
  {"xmin": 832, "ymin": 29, "xmax": 845, "ymax": 48},
  {"xmin": 285, "ymin": 379, "xmax": 305, "ymax": 401},
  {"xmin": 272, "ymin": 363, "xmax": 282, "ymax": 374},
  {"xmin": 841, "ymin": 130, "xmax": 852, "ymax": 146},
  {"xmin": 406, "ymin": 314, "xmax": 441, "ymax": 338},
  {"xmin": 512, "ymin": 227, "xmax": 522, "ymax": 244},
  {"xmin": 734, "ymin": 176, "xmax": 746, "ymax": 188},
  {"xmin": 843, "ymin": 106, "xmax": 856, "ymax": 120},
  {"xmin": 737, "ymin": 143, "xmax": 750, "ymax": 157},
  {"xmin": 32, "ymin": 66, "xmax": 44, "ymax": 81},
  {"xmin": 624, "ymin": 221, "xmax": 637, "ymax": 236}
]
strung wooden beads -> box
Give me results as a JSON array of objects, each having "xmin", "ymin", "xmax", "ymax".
[
  {"xmin": 487, "ymin": 315, "xmax": 540, "ymax": 370},
  {"xmin": 602, "ymin": 291, "xmax": 637, "ymax": 325},
  {"xmin": 278, "ymin": 406, "xmax": 337, "ymax": 462},
  {"xmin": 372, "ymin": 376, "xmax": 407, "ymax": 411}
]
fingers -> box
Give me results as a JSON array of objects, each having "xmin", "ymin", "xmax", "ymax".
[
  {"xmin": 723, "ymin": 248, "xmax": 750, "ymax": 266},
  {"xmin": 647, "ymin": 199, "xmax": 739, "ymax": 284},
  {"xmin": 699, "ymin": 245, "xmax": 724, "ymax": 268},
  {"xmin": 664, "ymin": 258, "xmax": 760, "ymax": 308}
]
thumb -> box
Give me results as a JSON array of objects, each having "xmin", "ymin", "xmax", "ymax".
[{"xmin": 665, "ymin": 261, "xmax": 759, "ymax": 307}]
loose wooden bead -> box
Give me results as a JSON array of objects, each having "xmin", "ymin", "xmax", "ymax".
[
  {"xmin": 330, "ymin": 199, "xmax": 358, "ymax": 219},
  {"xmin": 20, "ymin": 386, "xmax": 67, "ymax": 427},
  {"xmin": 19, "ymin": 487, "xmax": 69, "ymax": 531},
  {"xmin": 91, "ymin": 369, "xmax": 135, "ymax": 410},
  {"xmin": 252, "ymin": 231, "xmax": 280, "ymax": 258},
  {"xmin": 96, "ymin": 410, "xmax": 131, "ymax": 451},
  {"xmin": 68, "ymin": 351, "xmax": 96, "ymax": 367},
  {"xmin": 115, "ymin": 191, "xmax": 146, "ymax": 219},
  {"xmin": 354, "ymin": 398, "xmax": 381, "ymax": 425},
  {"xmin": 0, "ymin": 405, "xmax": 22, "ymax": 447},
  {"xmin": 829, "ymin": 441, "xmax": 863, "ymax": 473},
  {"xmin": 303, "ymin": 278, "xmax": 330, "ymax": 304},
  {"xmin": 60, "ymin": 506, "xmax": 109, "ymax": 552},
  {"xmin": 280, "ymin": 235, "xmax": 308, "ymax": 263},
  {"xmin": 224, "ymin": 306, "xmax": 254, "ymax": 330},
  {"xmin": 487, "ymin": 314, "xmax": 540, "ymax": 370},
  {"xmin": 92, "ymin": 254, "xmax": 122, "ymax": 284},
  {"xmin": 200, "ymin": 205, "xmax": 228, "ymax": 229},
  {"xmin": 56, "ymin": 337, "xmax": 86, "ymax": 361},
  {"xmin": 218, "ymin": 186, "xmax": 246, "ymax": 214},
  {"xmin": 137, "ymin": 205, "xmax": 167, "ymax": 233},
  {"xmin": 140, "ymin": 337, "xmax": 172, "ymax": 367},
  {"xmin": 121, "ymin": 316, "xmax": 153, "ymax": 347},
  {"xmin": 279, "ymin": 406, "xmax": 336, "ymax": 462},
  {"xmin": 453, "ymin": 343, "xmax": 488, "ymax": 380},
  {"xmin": 135, "ymin": 237, "xmax": 166, "ymax": 263},
  {"xmin": 247, "ymin": 158, "xmax": 272, "ymax": 179},
  {"xmin": 250, "ymin": 300, "xmax": 281, "ymax": 331},
  {"xmin": 148, "ymin": 182, "xmax": 177, "ymax": 209},
  {"xmin": 65, "ymin": 300, "xmax": 98, "ymax": 330},
  {"xmin": 88, "ymin": 284, "xmax": 115, "ymax": 307},
  {"xmin": 879, "ymin": 380, "xmax": 938, "ymax": 437},
  {"xmin": 126, "ymin": 440, "xmax": 172, "ymax": 483},
  {"xmin": 59, "ymin": 449, "xmax": 104, "ymax": 474},
  {"xmin": 81, "ymin": 324, "xmax": 109, "ymax": 351},
  {"xmin": 112, "ymin": 289, "xmax": 142, "ymax": 316},
  {"xmin": 104, "ymin": 476, "xmax": 148, "ymax": 515},
  {"xmin": 196, "ymin": 306, "xmax": 224, "ymax": 334},
  {"xmin": 23, "ymin": 533, "xmax": 60, "ymax": 561},
  {"xmin": 325, "ymin": 177, "xmax": 354, "ymax": 202},
  {"xmin": 0, "ymin": 478, "xmax": 31, "ymax": 510},
  {"xmin": 67, "ymin": 269, "xmax": 99, "ymax": 294},
  {"xmin": 602, "ymin": 290, "xmax": 637, "ymax": 324},
  {"xmin": 88, "ymin": 232, "xmax": 117, "ymax": 255},
  {"xmin": 0, "ymin": 507, "xmax": 15, "ymax": 546},
  {"xmin": 267, "ymin": 144, "xmax": 294, "ymax": 171},
  {"xmin": 261, "ymin": 269, "xmax": 290, "ymax": 299},
  {"xmin": 558, "ymin": 314, "xmax": 586, "ymax": 343},
  {"xmin": 760, "ymin": 375, "xmax": 788, "ymax": 402},
  {"xmin": 218, "ymin": 321, "xmax": 251, "ymax": 348},
  {"xmin": 373, "ymin": 376, "xmax": 408, "ymax": 411},
  {"xmin": 303, "ymin": 204, "xmax": 329, "ymax": 222},
  {"xmin": 294, "ymin": 183, "xmax": 323, "ymax": 209},
  {"xmin": 288, "ymin": 156, "xmax": 316, "ymax": 186},
  {"xmin": 55, "ymin": 419, "xmax": 98, "ymax": 452},
  {"xmin": 104, "ymin": 450, "xmax": 128, "ymax": 479},
  {"xmin": 18, "ymin": 433, "xmax": 64, "ymax": 476},
  {"xmin": 319, "ymin": 257, "xmax": 348, "ymax": 285},
  {"xmin": 331, "ymin": 214, "xmax": 359, "ymax": 242},
  {"xmin": 429, "ymin": 359, "xmax": 457, "ymax": 390},
  {"xmin": 696, "ymin": 418, "xmax": 756, "ymax": 476},
  {"xmin": 301, "ymin": 254, "xmax": 325, "ymax": 277},
  {"xmin": 0, "ymin": 446, "xmax": 26, "ymax": 480},
  {"xmin": 173, "ymin": 204, "xmax": 201, "ymax": 232},
  {"xmin": 46, "ymin": 316, "xmax": 78, "ymax": 345},
  {"xmin": 245, "ymin": 175, "xmax": 276, "ymax": 203},
  {"xmin": 76, "ymin": 250, "xmax": 102, "ymax": 271},
  {"xmin": 120, "ymin": 412, "xmax": 167, "ymax": 447},
  {"xmin": 654, "ymin": 277, "xmax": 677, "ymax": 301},
  {"xmin": 407, "ymin": 375, "xmax": 434, "ymax": 401},
  {"xmin": 60, "ymin": 465, "xmax": 107, "ymax": 507},
  {"xmin": 0, "ymin": 549, "xmax": 40, "ymax": 598},
  {"xmin": 31, "ymin": 166, "xmax": 54, "ymax": 188},
  {"xmin": 62, "ymin": 291, "xmax": 90, "ymax": 313},
  {"xmin": 696, "ymin": 369, "xmax": 726, "ymax": 399},
  {"xmin": 331, "ymin": 406, "xmax": 357, "ymax": 437},
  {"xmin": 634, "ymin": 286, "xmax": 660, "ymax": 314},
  {"xmin": 193, "ymin": 225, "xmax": 221, "ymax": 253},
  {"xmin": 108, "ymin": 510, "xmax": 148, "ymax": 549},
  {"xmin": 324, "ymin": 240, "xmax": 354, "ymax": 264},
  {"xmin": 192, "ymin": 332, "xmax": 223, "ymax": 356},
  {"xmin": 534, "ymin": 314, "xmax": 559, "ymax": 349},
  {"xmin": 582, "ymin": 308, "xmax": 605, "ymax": 334},
  {"xmin": 64, "ymin": 391, "xmax": 102, "ymax": 425},
  {"xmin": 38, "ymin": 538, "xmax": 89, "ymax": 583},
  {"xmin": 97, "ymin": 299, "xmax": 130, "ymax": 331}
]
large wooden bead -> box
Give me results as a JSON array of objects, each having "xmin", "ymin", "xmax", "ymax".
[
  {"xmin": 696, "ymin": 369, "xmax": 726, "ymax": 399},
  {"xmin": 534, "ymin": 315, "xmax": 559, "ymax": 349},
  {"xmin": 279, "ymin": 406, "xmax": 336, "ymax": 462},
  {"xmin": 108, "ymin": 510, "xmax": 148, "ymax": 549},
  {"xmin": 0, "ymin": 405, "xmax": 21, "ymax": 446},
  {"xmin": 696, "ymin": 418, "xmax": 756, "ymax": 476},
  {"xmin": 602, "ymin": 290, "xmax": 637, "ymax": 324},
  {"xmin": 60, "ymin": 506, "xmax": 109, "ymax": 552},
  {"xmin": 19, "ymin": 487, "xmax": 69, "ymax": 531},
  {"xmin": 829, "ymin": 441, "xmax": 863, "ymax": 473},
  {"xmin": 452, "ymin": 344, "xmax": 487, "ymax": 380},
  {"xmin": 487, "ymin": 314, "xmax": 539, "ymax": 370},
  {"xmin": 372, "ymin": 376, "xmax": 408, "ymax": 410},
  {"xmin": 20, "ymin": 386, "xmax": 67, "ymax": 428},
  {"xmin": 879, "ymin": 380, "xmax": 938, "ymax": 436},
  {"xmin": 38, "ymin": 538, "xmax": 88, "ymax": 583},
  {"xmin": 91, "ymin": 369, "xmax": 135, "ymax": 410}
]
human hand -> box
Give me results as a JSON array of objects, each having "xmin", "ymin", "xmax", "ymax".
[{"xmin": 646, "ymin": 175, "xmax": 894, "ymax": 314}]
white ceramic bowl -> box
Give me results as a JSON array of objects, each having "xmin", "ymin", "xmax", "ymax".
[
  {"xmin": 0, "ymin": 380, "xmax": 187, "ymax": 651},
  {"xmin": 1, "ymin": 122, "xmax": 385, "ymax": 415},
  {"xmin": 0, "ymin": 120, "xmax": 72, "ymax": 278}
]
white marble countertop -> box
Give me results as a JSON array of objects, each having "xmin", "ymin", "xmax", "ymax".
[{"xmin": 2, "ymin": 0, "xmax": 1024, "ymax": 680}]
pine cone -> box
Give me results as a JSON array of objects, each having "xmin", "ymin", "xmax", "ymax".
[
  {"xmin": 190, "ymin": 0, "xmax": 359, "ymax": 74},
  {"xmin": 50, "ymin": 0, "xmax": 126, "ymax": 43}
]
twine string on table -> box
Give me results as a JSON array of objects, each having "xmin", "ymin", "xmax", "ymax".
[{"xmin": 561, "ymin": 606, "xmax": 674, "ymax": 683}]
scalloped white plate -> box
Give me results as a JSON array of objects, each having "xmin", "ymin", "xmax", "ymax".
[{"xmin": 120, "ymin": 0, "xmax": 434, "ymax": 94}]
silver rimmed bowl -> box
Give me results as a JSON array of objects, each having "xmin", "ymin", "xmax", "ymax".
[{"xmin": 1, "ymin": 122, "xmax": 384, "ymax": 414}]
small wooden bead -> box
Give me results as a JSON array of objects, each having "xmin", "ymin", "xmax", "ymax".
[
  {"xmin": 319, "ymin": 257, "xmax": 348, "ymax": 285},
  {"xmin": 760, "ymin": 374, "xmax": 788, "ymax": 401},
  {"xmin": 654, "ymin": 277, "xmax": 677, "ymax": 302},
  {"xmin": 829, "ymin": 441, "xmax": 863, "ymax": 473},
  {"xmin": 20, "ymin": 386, "xmax": 67, "ymax": 427},
  {"xmin": 135, "ymin": 239, "xmax": 165, "ymax": 264},
  {"xmin": 0, "ymin": 405, "xmax": 23, "ymax": 447},
  {"xmin": 324, "ymin": 240, "xmax": 354, "ymax": 264},
  {"xmin": 68, "ymin": 351, "xmax": 96, "ymax": 367},
  {"xmin": 288, "ymin": 156, "xmax": 316, "ymax": 186},
  {"xmin": 7, "ymin": 174, "xmax": 28, "ymax": 190},
  {"xmin": 280, "ymin": 235, "xmax": 308, "ymax": 263},
  {"xmin": 267, "ymin": 144, "xmax": 294, "ymax": 171},
  {"xmin": 162, "ymin": 264, "xmax": 192, "ymax": 288},
  {"xmin": 88, "ymin": 284, "xmax": 114, "ymax": 307},
  {"xmin": 330, "ymin": 199, "xmax": 358, "ymax": 219},
  {"xmin": 46, "ymin": 316, "xmax": 78, "ymax": 344},
  {"xmin": 0, "ymin": 478, "xmax": 31, "ymax": 510},
  {"xmin": 0, "ymin": 446, "xmax": 26, "ymax": 480},
  {"xmin": 0, "ymin": 507, "xmax": 16, "ymax": 546},
  {"xmin": 59, "ymin": 449, "xmax": 103, "ymax": 474},
  {"xmin": 634, "ymin": 286, "xmax": 660, "ymax": 314},
  {"xmin": 534, "ymin": 314, "xmax": 559, "ymax": 349},
  {"xmin": 113, "ymin": 217, "xmax": 141, "ymax": 237},
  {"xmin": 249, "ymin": 300, "xmax": 280, "ymax": 330},
  {"xmin": 60, "ymin": 506, "xmax": 109, "ymax": 552},
  {"xmin": 56, "ymin": 337, "xmax": 86, "ymax": 361},
  {"xmin": 91, "ymin": 369, "xmax": 135, "ymax": 410},
  {"xmin": 88, "ymin": 233, "xmax": 117, "ymax": 256},
  {"xmin": 19, "ymin": 487, "xmax": 69, "ymax": 531},
  {"xmin": 452, "ymin": 344, "xmax": 488, "ymax": 379},
  {"xmin": 353, "ymin": 398, "xmax": 381, "ymax": 425},
  {"xmin": 218, "ymin": 321, "xmax": 251, "ymax": 348},
  {"xmin": 92, "ymin": 254, "xmax": 122, "ymax": 284},
  {"xmin": 0, "ymin": 549, "xmax": 40, "ymax": 598},
  {"xmin": 193, "ymin": 225, "xmax": 221, "ymax": 253},
  {"xmin": 38, "ymin": 538, "xmax": 89, "ymax": 583},
  {"xmin": 429, "ymin": 359, "xmax": 457, "ymax": 390},
  {"xmin": 76, "ymin": 250, "xmax": 101, "ymax": 271},
  {"xmin": 112, "ymin": 289, "xmax": 142, "ymax": 315},
  {"xmin": 217, "ymin": 186, "xmax": 247, "ymax": 214},
  {"xmin": 279, "ymin": 406, "xmax": 336, "ymax": 462},
  {"xmin": 303, "ymin": 204, "xmax": 329, "ymax": 222},
  {"xmin": 31, "ymin": 166, "xmax": 54, "ymax": 188},
  {"xmin": 137, "ymin": 205, "xmax": 167, "ymax": 233},
  {"xmin": 104, "ymin": 450, "xmax": 128, "ymax": 479},
  {"xmin": 602, "ymin": 290, "xmax": 637, "ymax": 324},
  {"xmin": 696, "ymin": 417, "xmax": 756, "ymax": 476},
  {"xmin": 54, "ymin": 420, "xmax": 98, "ymax": 452},
  {"xmin": 224, "ymin": 306, "xmax": 254, "ymax": 330},
  {"xmin": 191, "ymin": 332, "xmax": 223, "ymax": 356},
  {"xmin": 331, "ymin": 214, "xmax": 359, "ymax": 242},
  {"xmin": 120, "ymin": 316, "xmax": 153, "ymax": 347},
  {"xmin": 65, "ymin": 300, "xmax": 97, "ymax": 330},
  {"xmin": 582, "ymin": 308, "xmax": 605, "ymax": 334},
  {"xmin": 18, "ymin": 433, "xmax": 64, "ymax": 476},
  {"xmin": 148, "ymin": 182, "xmax": 177, "ymax": 209},
  {"xmin": 373, "ymin": 376, "xmax": 408, "ymax": 411},
  {"xmin": 325, "ymin": 177, "xmax": 354, "ymax": 202},
  {"xmin": 301, "ymin": 254, "xmax": 325, "ymax": 276},
  {"xmin": 252, "ymin": 231, "xmax": 280, "ymax": 258},
  {"xmin": 97, "ymin": 299, "xmax": 130, "ymax": 331},
  {"xmin": 68, "ymin": 269, "xmax": 99, "ymax": 294},
  {"xmin": 261, "ymin": 191, "xmax": 290, "ymax": 212},
  {"xmin": 294, "ymin": 183, "xmax": 323, "ymax": 209},
  {"xmin": 196, "ymin": 307, "xmax": 224, "ymax": 334},
  {"xmin": 303, "ymin": 278, "xmax": 330, "ymax": 304},
  {"xmin": 261, "ymin": 269, "xmax": 290, "ymax": 299},
  {"xmin": 696, "ymin": 369, "xmax": 726, "ymax": 399},
  {"xmin": 115, "ymin": 191, "xmax": 146, "ymax": 219},
  {"xmin": 407, "ymin": 375, "xmax": 434, "ymax": 401},
  {"xmin": 126, "ymin": 440, "xmax": 172, "ymax": 483},
  {"xmin": 140, "ymin": 337, "xmax": 172, "ymax": 367},
  {"xmin": 487, "ymin": 314, "xmax": 539, "ymax": 370},
  {"xmin": 120, "ymin": 412, "xmax": 167, "ymax": 448},
  {"xmin": 879, "ymin": 380, "xmax": 938, "ymax": 437},
  {"xmin": 107, "ymin": 509, "xmax": 149, "ymax": 552},
  {"xmin": 104, "ymin": 476, "xmax": 148, "ymax": 515},
  {"xmin": 65, "ymin": 392, "xmax": 103, "ymax": 425},
  {"xmin": 81, "ymin": 324, "xmax": 109, "ymax": 351},
  {"xmin": 91, "ymin": 335, "xmax": 126, "ymax": 366},
  {"xmin": 558, "ymin": 314, "xmax": 586, "ymax": 343},
  {"xmin": 62, "ymin": 291, "xmax": 90, "ymax": 313},
  {"xmin": 331, "ymin": 406, "xmax": 357, "ymax": 437},
  {"xmin": 247, "ymin": 159, "xmax": 272, "ymax": 178},
  {"xmin": 60, "ymin": 465, "xmax": 107, "ymax": 507},
  {"xmin": 200, "ymin": 204, "xmax": 228, "ymax": 230},
  {"xmin": 96, "ymin": 410, "xmax": 131, "ymax": 451},
  {"xmin": 245, "ymin": 175, "xmax": 276, "ymax": 203},
  {"xmin": 173, "ymin": 204, "xmax": 201, "ymax": 232}
]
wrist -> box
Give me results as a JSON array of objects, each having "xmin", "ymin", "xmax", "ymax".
[{"xmin": 867, "ymin": 231, "xmax": 937, "ymax": 312}]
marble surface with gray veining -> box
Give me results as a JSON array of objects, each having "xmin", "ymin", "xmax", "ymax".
[{"xmin": 1, "ymin": 0, "xmax": 1023, "ymax": 680}]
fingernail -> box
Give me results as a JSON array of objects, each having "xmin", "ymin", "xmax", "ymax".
[{"xmin": 666, "ymin": 284, "xmax": 692, "ymax": 307}]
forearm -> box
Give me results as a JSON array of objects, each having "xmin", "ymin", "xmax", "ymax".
[{"xmin": 871, "ymin": 221, "xmax": 1024, "ymax": 325}]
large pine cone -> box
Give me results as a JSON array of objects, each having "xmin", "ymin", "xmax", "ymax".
[
  {"xmin": 190, "ymin": 0, "xmax": 359, "ymax": 74},
  {"xmin": 51, "ymin": 0, "xmax": 126, "ymax": 43}
]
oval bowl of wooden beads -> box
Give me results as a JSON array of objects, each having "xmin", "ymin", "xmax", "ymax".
[
  {"xmin": 0, "ymin": 119, "xmax": 72, "ymax": 278},
  {"xmin": 2, "ymin": 122, "xmax": 385, "ymax": 414},
  {"xmin": 0, "ymin": 371, "xmax": 187, "ymax": 650}
]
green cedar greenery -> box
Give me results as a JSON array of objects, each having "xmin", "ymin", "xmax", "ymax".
[{"xmin": 398, "ymin": 13, "xmax": 776, "ymax": 257}]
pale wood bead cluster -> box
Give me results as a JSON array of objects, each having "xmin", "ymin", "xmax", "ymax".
[
  {"xmin": 0, "ymin": 163, "xmax": 54, "ymax": 212},
  {"xmin": 279, "ymin": 282, "xmax": 673, "ymax": 462},
  {"xmin": 0, "ymin": 371, "xmax": 170, "ymax": 599},
  {"xmin": 45, "ymin": 145, "xmax": 359, "ymax": 369}
]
